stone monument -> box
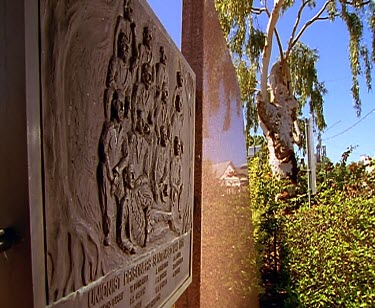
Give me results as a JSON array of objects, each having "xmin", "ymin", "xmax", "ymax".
[
  {"xmin": 176, "ymin": 0, "xmax": 259, "ymax": 307},
  {"xmin": 1, "ymin": 0, "xmax": 195, "ymax": 307}
]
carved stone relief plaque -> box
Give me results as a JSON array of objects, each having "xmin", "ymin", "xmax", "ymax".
[{"xmin": 40, "ymin": 0, "xmax": 195, "ymax": 306}]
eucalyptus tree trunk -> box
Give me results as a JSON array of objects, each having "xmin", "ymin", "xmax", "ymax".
[
  {"xmin": 257, "ymin": 0, "xmax": 301, "ymax": 184},
  {"xmin": 257, "ymin": 60, "xmax": 301, "ymax": 184}
]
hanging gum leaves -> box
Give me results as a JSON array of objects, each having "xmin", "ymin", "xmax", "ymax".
[
  {"xmin": 215, "ymin": 0, "xmax": 375, "ymax": 133},
  {"xmin": 289, "ymin": 42, "xmax": 327, "ymax": 131},
  {"xmin": 236, "ymin": 59, "xmax": 259, "ymax": 132},
  {"xmin": 215, "ymin": 0, "xmax": 254, "ymax": 55},
  {"xmin": 371, "ymin": 6, "xmax": 375, "ymax": 62},
  {"xmin": 342, "ymin": 6, "xmax": 363, "ymax": 115}
]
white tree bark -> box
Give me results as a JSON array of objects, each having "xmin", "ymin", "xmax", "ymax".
[
  {"xmin": 258, "ymin": 61, "xmax": 301, "ymax": 183},
  {"xmin": 257, "ymin": 0, "xmax": 302, "ymax": 184},
  {"xmin": 260, "ymin": 0, "xmax": 285, "ymax": 96}
]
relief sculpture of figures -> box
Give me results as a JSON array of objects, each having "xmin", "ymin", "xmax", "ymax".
[
  {"xmin": 96, "ymin": 0, "xmax": 192, "ymax": 255},
  {"xmin": 155, "ymin": 46, "xmax": 168, "ymax": 99},
  {"xmin": 116, "ymin": 163, "xmax": 139, "ymax": 254},
  {"xmin": 117, "ymin": 161, "xmax": 150, "ymax": 253},
  {"xmin": 41, "ymin": 0, "xmax": 195, "ymax": 301}
]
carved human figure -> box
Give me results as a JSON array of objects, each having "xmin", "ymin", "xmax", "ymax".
[
  {"xmin": 116, "ymin": 162, "xmax": 138, "ymax": 254},
  {"xmin": 154, "ymin": 47, "xmax": 170, "ymax": 140},
  {"xmin": 154, "ymin": 81, "xmax": 169, "ymax": 140},
  {"xmin": 98, "ymin": 91, "xmax": 128, "ymax": 246},
  {"xmin": 152, "ymin": 125, "xmax": 170, "ymax": 207},
  {"xmin": 170, "ymin": 136, "xmax": 184, "ymax": 233},
  {"xmin": 155, "ymin": 46, "xmax": 168, "ymax": 99},
  {"xmin": 120, "ymin": 0, "xmax": 138, "ymax": 69},
  {"xmin": 129, "ymin": 109, "xmax": 152, "ymax": 181},
  {"xmin": 106, "ymin": 31, "xmax": 133, "ymax": 121},
  {"xmin": 116, "ymin": 162, "xmax": 150, "ymax": 253},
  {"xmin": 171, "ymin": 71, "xmax": 184, "ymax": 137},
  {"xmin": 132, "ymin": 63, "xmax": 155, "ymax": 135},
  {"xmin": 136, "ymin": 26, "xmax": 154, "ymax": 82},
  {"xmin": 123, "ymin": 0, "xmax": 134, "ymax": 22},
  {"xmin": 118, "ymin": 138, "xmax": 174, "ymax": 249}
]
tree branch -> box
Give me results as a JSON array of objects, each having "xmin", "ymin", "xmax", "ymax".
[
  {"xmin": 289, "ymin": 0, "xmax": 332, "ymax": 52},
  {"xmin": 274, "ymin": 28, "xmax": 285, "ymax": 61},
  {"xmin": 261, "ymin": 0, "xmax": 286, "ymax": 98},
  {"xmin": 316, "ymin": 14, "xmax": 339, "ymax": 20},
  {"xmin": 251, "ymin": 7, "xmax": 267, "ymax": 15},
  {"xmin": 265, "ymin": 7, "xmax": 285, "ymax": 65},
  {"xmin": 285, "ymin": 0, "xmax": 309, "ymax": 59}
]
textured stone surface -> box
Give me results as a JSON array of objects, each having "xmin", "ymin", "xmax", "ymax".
[{"xmin": 178, "ymin": 0, "xmax": 259, "ymax": 307}]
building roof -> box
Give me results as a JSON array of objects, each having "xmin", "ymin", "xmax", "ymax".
[
  {"xmin": 235, "ymin": 164, "xmax": 249, "ymax": 178},
  {"xmin": 212, "ymin": 161, "xmax": 235, "ymax": 178}
]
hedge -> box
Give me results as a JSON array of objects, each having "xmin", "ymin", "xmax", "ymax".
[{"xmin": 281, "ymin": 196, "xmax": 375, "ymax": 307}]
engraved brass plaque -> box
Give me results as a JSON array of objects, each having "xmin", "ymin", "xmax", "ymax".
[{"xmin": 40, "ymin": 0, "xmax": 195, "ymax": 306}]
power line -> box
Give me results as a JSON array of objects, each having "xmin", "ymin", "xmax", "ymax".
[
  {"xmin": 324, "ymin": 120, "xmax": 341, "ymax": 132},
  {"xmin": 323, "ymin": 107, "xmax": 375, "ymax": 141}
]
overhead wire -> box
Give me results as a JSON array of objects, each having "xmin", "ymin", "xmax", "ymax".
[{"xmin": 322, "ymin": 107, "xmax": 375, "ymax": 141}]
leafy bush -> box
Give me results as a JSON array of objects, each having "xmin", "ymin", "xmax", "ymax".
[
  {"xmin": 248, "ymin": 145, "xmax": 375, "ymax": 306},
  {"xmin": 315, "ymin": 148, "xmax": 375, "ymax": 206},
  {"xmin": 248, "ymin": 148, "xmax": 289, "ymax": 301},
  {"xmin": 281, "ymin": 197, "xmax": 375, "ymax": 307}
]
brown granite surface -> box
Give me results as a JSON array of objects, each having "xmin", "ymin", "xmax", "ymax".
[{"xmin": 177, "ymin": 0, "xmax": 259, "ymax": 307}]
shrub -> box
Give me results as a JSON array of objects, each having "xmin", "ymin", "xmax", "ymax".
[{"xmin": 281, "ymin": 197, "xmax": 375, "ymax": 307}]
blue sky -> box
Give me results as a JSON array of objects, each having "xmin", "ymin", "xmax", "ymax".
[{"xmin": 147, "ymin": 0, "xmax": 374, "ymax": 163}]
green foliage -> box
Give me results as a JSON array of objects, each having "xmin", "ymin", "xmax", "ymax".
[
  {"xmin": 248, "ymin": 147, "xmax": 288, "ymax": 296},
  {"xmin": 249, "ymin": 151, "xmax": 282, "ymax": 244},
  {"xmin": 247, "ymin": 133, "xmax": 266, "ymax": 149},
  {"xmin": 248, "ymin": 146, "xmax": 375, "ymax": 305},
  {"xmin": 281, "ymin": 197, "xmax": 375, "ymax": 307},
  {"xmin": 341, "ymin": 2, "xmax": 373, "ymax": 115},
  {"xmin": 289, "ymin": 43, "xmax": 327, "ymax": 130},
  {"xmin": 315, "ymin": 146, "xmax": 375, "ymax": 205},
  {"xmin": 215, "ymin": 0, "xmax": 375, "ymax": 134}
]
